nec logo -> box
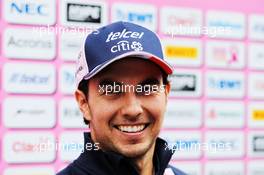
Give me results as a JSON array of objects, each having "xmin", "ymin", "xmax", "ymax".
[{"xmin": 10, "ymin": 2, "xmax": 48, "ymax": 16}]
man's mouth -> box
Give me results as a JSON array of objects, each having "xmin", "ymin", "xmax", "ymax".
[{"xmin": 114, "ymin": 124, "xmax": 149, "ymax": 133}]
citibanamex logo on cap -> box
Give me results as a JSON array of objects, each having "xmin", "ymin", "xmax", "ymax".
[
  {"xmin": 111, "ymin": 40, "xmax": 143, "ymax": 53},
  {"xmin": 105, "ymin": 29, "xmax": 145, "ymax": 53}
]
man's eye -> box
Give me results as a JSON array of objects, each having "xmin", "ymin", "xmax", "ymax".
[
  {"xmin": 141, "ymin": 84, "xmax": 158, "ymax": 95},
  {"xmin": 143, "ymin": 85, "xmax": 151, "ymax": 91},
  {"xmin": 105, "ymin": 85, "xmax": 112, "ymax": 92},
  {"xmin": 104, "ymin": 85, "xmax": 122, "ymax": 95}
]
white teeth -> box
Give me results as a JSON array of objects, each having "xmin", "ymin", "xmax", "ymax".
[{"xmin": 117, "ymin": 125, "xmax": 145, "ymax": 133}]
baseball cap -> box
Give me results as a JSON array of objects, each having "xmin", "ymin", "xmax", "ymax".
[{"xmin": 76, "ymin": 21, "xmax": 173, "ymax": 87}]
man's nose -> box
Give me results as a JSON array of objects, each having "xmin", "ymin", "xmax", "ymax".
[{"xmin": 119, "ymin": 92, "xmax": 143, "ymax": 119}]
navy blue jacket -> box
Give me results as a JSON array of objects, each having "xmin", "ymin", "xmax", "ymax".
[{"xmin": 57, "ymin": 133, "xmax": 186, "ymax": 175}]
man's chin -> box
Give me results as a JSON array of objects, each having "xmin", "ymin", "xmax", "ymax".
[{"xmin": 116, "ymin": 142, "xmax": 154, "ymax": 158}]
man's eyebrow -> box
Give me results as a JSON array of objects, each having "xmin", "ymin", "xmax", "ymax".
[
  {"xmin": 139, "ymin": 77, "xmax": 161, "ymax": 86},
  {"xmin": 98, "ymin": 79, "xmax": 122, "ymax": 86}
]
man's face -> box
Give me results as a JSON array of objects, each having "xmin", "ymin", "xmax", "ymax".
[{"xmin": 81, "ymin": 58, "xmax": 170, "ymax": 158}]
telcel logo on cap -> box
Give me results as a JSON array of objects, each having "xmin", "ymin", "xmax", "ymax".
[
  {"xmin": 106, "ymin": 29, "xmax": 144, "ymax": 42},
  {"xmin": 106, "ymin": 29, "xmax": 144, "ymax": 53}
]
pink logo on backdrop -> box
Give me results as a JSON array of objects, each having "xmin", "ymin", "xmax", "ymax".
[{"xmin": 213, "ymin": 45, "xmax": 239, "ymax": 65}]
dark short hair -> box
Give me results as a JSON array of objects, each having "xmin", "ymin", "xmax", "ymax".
[{"xmin": 78, "ymin": 70, "xmax": 169, "ymax": 125}]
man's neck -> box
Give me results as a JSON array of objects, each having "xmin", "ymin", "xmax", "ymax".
[{"xmin": 132, "ymin": 143, "xmax": 156, "ymax": 175}]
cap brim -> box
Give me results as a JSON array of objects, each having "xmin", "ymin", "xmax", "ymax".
[{"xmin": 83, "ymin": 51, "xmax": 173, "ymax": 80}]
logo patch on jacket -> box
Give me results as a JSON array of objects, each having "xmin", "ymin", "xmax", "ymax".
[{"xmin": 164, "ymin": 168, "xmax": 174, "ymax": 175}]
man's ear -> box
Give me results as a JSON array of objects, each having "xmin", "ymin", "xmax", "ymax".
[
  {"xmin": 164, "ymin": 82, "xmax": 171, "ymax": 103},
  {"xmin": 75, "ymin": 89, "xmax": 92, "ymax": 121},
  {"xmin": 165, "ymin": 82, "xmax": 171, "ymax": 95}
]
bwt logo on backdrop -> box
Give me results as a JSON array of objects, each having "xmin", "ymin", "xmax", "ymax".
[
  {"xmin": 116, "ymin": 10, "xmax": 154, "ymax": 23},
  {"xmin": 208, "ymin": 79, "xmax": 242, "ymax": 89},
  {"xmin": 206, "ymin": 71, "xmax": 244, "ymax": 98},
  {"xmin": 112, "ymin": 3, "xmax": 157, "ymax": 31}
]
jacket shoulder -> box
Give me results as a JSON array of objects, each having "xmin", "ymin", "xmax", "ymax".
[
  {"xmin": 166, "ymin": 165, "xmax": 187, "ymax": 175},
  {"xmin": 56, "ymin": 165, "xmax": 72, "ymax": 175}
]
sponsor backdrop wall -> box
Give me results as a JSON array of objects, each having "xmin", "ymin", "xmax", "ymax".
[{"xmin": 0, "ymin": 0, "xmax": 264, "ymax": 174}]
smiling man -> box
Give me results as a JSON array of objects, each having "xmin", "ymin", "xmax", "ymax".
[{"xmin": 57, "ymin": 21, "xmax": 186, "ymax": 175}]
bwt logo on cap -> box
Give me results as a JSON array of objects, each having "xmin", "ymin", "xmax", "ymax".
[{"xmin": 105, "ymin": 28, "xmax": 144, "ymax": 53}]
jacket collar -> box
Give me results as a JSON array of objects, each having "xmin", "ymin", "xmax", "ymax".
[{"xmin": 73, "ymin": 132, "xmax": 173, "ymax": 175}]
